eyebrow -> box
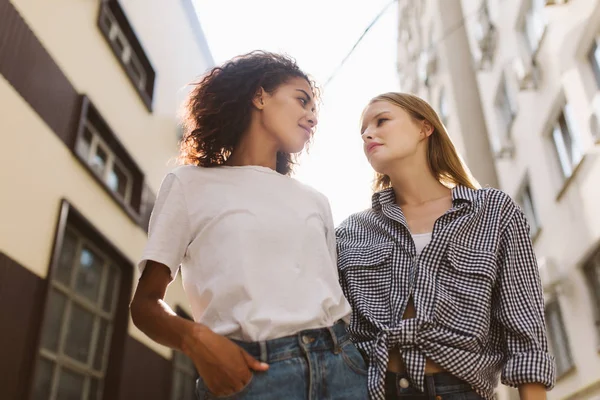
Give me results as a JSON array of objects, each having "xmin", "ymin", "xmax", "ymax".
[
  {"xmin": 295, "ymin": 89, "xmax": 313, "ymax": 102},
  {"xmin": 361, "ymin": 111, "xmax": 391, "ymax": 134}
]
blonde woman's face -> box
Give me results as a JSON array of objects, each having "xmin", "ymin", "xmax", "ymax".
[{"xmin": 360, "ymin": 101, "xmax": 428, "ymax": 174}]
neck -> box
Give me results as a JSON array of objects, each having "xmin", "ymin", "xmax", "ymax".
[
  {"xmin": 226, "ymin": 118, "xmax": 279, "ymax": 170},
  {"xmin": 386, "ymin": 156, "xmax": 451, "ymax": 206}
]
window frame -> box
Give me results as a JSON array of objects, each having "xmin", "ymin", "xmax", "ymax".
[
  {"xmin": 29, "ymin": 201, "xmax": 133, "ymax": 400},
  {"xmin": 72, "ymin": 95, "xmax": 145, "ymax": 226},
  {"xmin": 544, "ymin": 299, "xmax": 575, "ymax": 378},
  {"xmin": 97, "ymin": 0, "xmax": 155, "ymax": 111},
  {"xmin": 170, "ymin": 308, "xmax": 198, "ymax": 400},
  {"xmin": 583, "ymin": 248, "xmax": 600, "ymax": 347},
  {"xmin": 588, "ymin": 36, "xmax": 600, "ymax": 88},
  {"xmin": 494, "ymin": 75, "xmax": 517, "ymax": 141},
  {"xmin": 517, "ymin": 178, "xmax": 541, "ymax": 240},
  {"xmin": 550, "ymin": 103, "xmax": 583, "ymax": 181}
]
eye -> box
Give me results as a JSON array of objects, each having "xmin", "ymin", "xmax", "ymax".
[
  {"xmin": 299, "ymin": 98, "xmax": 308, "ymax": 106},
  {"xmin": 377, "ymin": 118, "xmax": 388, "ymax": 126}
]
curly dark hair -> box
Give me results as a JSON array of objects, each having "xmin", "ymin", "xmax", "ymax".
[{"xmin": 178, "ymin": 51, "xmax": 319, "ymax": 175}]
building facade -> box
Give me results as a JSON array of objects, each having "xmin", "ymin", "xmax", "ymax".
[
  {"xmin": 396, "ymin": 0, "xmax": 499, "ymax": 188},
  {"xmin": 0, "ymin": 0, "xmax": 213, "ymax": 399},
  {"xmin": 398, "ymin": 0, "xmax": 600, "ymax": 399}
]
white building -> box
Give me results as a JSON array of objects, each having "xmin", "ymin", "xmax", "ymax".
[
  {"xmin": 398, "ymin": 1, "xmax": 600, "ymax": 399},
  {"xmin": 0, "ymin": 0, "xmax": 213, "ymax": 398}
]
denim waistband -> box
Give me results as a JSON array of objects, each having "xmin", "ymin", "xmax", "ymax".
[
  {"xmin": 385, "ymin": 371, "xmax": 473, "ymax": 396},
  {"xmin": 232, "ymin": 321, "xmax": 349, "ymax": 363}
]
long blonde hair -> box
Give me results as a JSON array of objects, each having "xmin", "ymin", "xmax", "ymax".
[{"xmin": 367, "ymin": 92, "xmax": 480, "ymax": 191}]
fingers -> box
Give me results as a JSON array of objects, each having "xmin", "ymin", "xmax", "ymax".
[{"xmin": 242, "ymin": 349, "xmax": 269, "ymax": 371}]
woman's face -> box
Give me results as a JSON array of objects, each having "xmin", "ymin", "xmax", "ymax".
[
  {"xmin": 360, "ymin": 101, "xmax": 428, "ymax": 174},
  {"xmin": 258, "ymin": 77, "xmax": 318, "ymax": 154}
]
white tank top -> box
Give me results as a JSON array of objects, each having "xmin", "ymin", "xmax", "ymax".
[{"xmin": 411, "ymin": 232, "xmax": 432, "ymax": 255}]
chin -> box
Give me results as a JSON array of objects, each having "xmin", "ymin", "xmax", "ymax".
[{"xmin": 281, "ymin": 141, "xmax": 307, "ymax": 154}]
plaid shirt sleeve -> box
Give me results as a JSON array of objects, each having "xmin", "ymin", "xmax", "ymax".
[{"xmin": 495, "ymin": 205, "xmax": 556, "ymax": 389}]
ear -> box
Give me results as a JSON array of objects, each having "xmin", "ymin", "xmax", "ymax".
[
  {"xmin": 252, "ymin": 87, "xmax": 266, "ymax": 110},
  {"xmin": 421, "ymin": 120, "xmax": 434, "ymax": 138}
]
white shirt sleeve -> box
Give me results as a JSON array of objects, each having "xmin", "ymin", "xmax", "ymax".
[
  {"xmin": 138, "ymin": 173, "xmax": 190, "ymax": 279},
  {"xmin": 321, "ymin": 194, "xmax": 338, "ymax": 268}
]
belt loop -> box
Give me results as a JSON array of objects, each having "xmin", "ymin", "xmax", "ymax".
[
  {"xmin": 327, "ymin": 326, "xmax": 341, "ymax": 354},
  {"xmin": 259, "ymin": 341, "xmax": 268, "ymax": 363},
  {"xmin": 425, "ymin": 375, "xmax": 436, "ymax": 400}
]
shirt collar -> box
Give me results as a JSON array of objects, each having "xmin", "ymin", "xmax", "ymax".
[{"xmin": 371, "ymin": 185, "xmax": 478, "ymax": 210}]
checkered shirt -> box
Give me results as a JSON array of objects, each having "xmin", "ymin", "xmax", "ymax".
[{"xmin": 336, "ymin": 186, "xmax": 556, "ymax": 400}]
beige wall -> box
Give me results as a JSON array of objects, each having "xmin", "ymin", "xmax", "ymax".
[
  {"xmin": 460, "ymin": 0, "xmax": 600, "ymax": 399},
  {"xmin": 2, "ymin": 0, "xmax": 212, "ymax": 359}
]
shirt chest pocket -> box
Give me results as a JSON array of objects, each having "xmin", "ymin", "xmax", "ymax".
[
  {"xmin": 434, "ymin": 242, "xmax": 498, "ymax": 341},
  {"xmin": 338, "ymin": 242, "xmax": 395, "ymax": 323}
]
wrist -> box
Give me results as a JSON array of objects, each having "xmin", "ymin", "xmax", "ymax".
[{"xmin": 181, "ymin": 321, "xmax": 209, "ymax": 356}]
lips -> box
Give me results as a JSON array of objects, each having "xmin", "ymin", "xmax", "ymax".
[
  {"xmin": 366, "ymin": 142, "xmax": 383, "ymax": 152},
  {"xmin": 299, "ymin": 125, "xmax": 311, "ymax": 139}
]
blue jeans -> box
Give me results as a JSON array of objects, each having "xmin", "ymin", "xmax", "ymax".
[
  {"xmin": 195, "ymin": 321, "xmax": 368, "ymax": 399},
  {"xmin": 385, "ymin": 371, "xmax": 484, "ymax": 400}
]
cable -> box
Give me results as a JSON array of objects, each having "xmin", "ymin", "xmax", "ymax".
[
  {"xmin": 323, "ymin": 0, "xmax": 396, "ymax": 87},
  {"xmin": 323, "ymin": 2, "xmax": 484, "ymax": 87}
]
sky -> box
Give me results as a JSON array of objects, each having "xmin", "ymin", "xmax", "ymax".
[{"xmin": 193, "ymin": 0, "xmax": 400, "ymax": 224}]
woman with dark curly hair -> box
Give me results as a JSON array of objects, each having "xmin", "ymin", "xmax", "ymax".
[{"xmin": 131, "ymin": 51, "xmax": 368, "ymax": 400}]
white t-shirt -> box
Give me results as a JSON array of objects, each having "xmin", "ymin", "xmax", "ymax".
[
  {"xmin": 411, "ymin": 232, "xmax": 432, "ymax": 255},
  {"xmin": 139, "ymin": 165, "xmax": 351, "ymax": 341}
]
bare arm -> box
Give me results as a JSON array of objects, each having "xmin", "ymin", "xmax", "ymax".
[
  {"xmin": 130, "ymin": 261, "xmax": 268, "ymax": 396},
  {"xmin": 519, "ymin": 383, "xmax": 547, "ymax": 400}
]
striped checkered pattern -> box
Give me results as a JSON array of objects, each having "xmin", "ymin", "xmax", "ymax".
[{"xmin": 336, "ymin": 186, "xmax": 556, "ymax": 400}]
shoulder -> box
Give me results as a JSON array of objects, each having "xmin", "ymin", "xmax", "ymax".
[
  {"xmin": 336, "ymin": 209, "xmax": 380, "ymax": 236},
  {"xmin": 470, "ymin": 186, "xmax": 523, "ymax": 229}
]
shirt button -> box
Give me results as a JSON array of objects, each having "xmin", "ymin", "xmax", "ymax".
[{"xmin": 399, "ymin": 378, "xmax": 410, "ymax": 388}]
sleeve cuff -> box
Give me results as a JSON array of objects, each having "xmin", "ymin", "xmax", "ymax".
[
  {"xmin": 501, "ymin": 351, "xmax": 556, "ymax": 389},
  {"xmin": 138, "ymin": 254, "xmax": 179, "ymax": 280}
]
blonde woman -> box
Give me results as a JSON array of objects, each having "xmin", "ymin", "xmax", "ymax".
[{"xmin": 336, "ymin": 93, "xmax": 555, "ymax": 400}]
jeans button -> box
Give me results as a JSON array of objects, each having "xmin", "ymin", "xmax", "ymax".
[
  {"xmin": 302, "ymin": 335, "xmax": 311, "ymax": 344},
  {"xmin": 399, "ymin": 378, "xmax": 410, "ymax": 388}
]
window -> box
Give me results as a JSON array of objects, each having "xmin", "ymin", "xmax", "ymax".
[
  {"xmin": 517, "ymin": 180, "xmax": 540, "ymax": 239},
  {"xmin": 439, "ymin": 88, "xmax": 449, "ymax": 126},
  {"xmin": 551, "ymin": 104, "xmax": 583, "ymax": 180},
  {"xmin": 583, "ymin": 248, "xmax": 600, "ymax": 345},
  {"xmin": 98, "ymin": 1, "xmax": 155, "ymax": 110},
  {"xmin": 74, "ymin": 96, "xmax": 144, "ymax": 217},
  {"xmin": 589, "ymin": 36, "xmax": 600, "ymax": 88},
  {"xmin": 472, "ymin": 2, "xmax": 497, "ymax": 69},
  {"xmin": 170, "ymin": 309, "xmax": 198, "ymax": 400},
  {"xmin": 32, "ymin": 228, "xmax": 121, "ymax": 400},
  {"xmin": 495, "ymin": 76, "xmax": 517, "ymax": 138},
  {"xmin": 522, "ymin": 0, "xmax": 547, "ymax": 55},
  {"xmin": 545, "ymin": 300, "xmax": 574, "ymax": 377}
]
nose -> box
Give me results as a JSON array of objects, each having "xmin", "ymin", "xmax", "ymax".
[
  {"xmin": 307, "ymin": 110, "xmax": 318, "ymax": 127},
  {"xmin": 361, "ymin": 129, "xmax": 373, "ymax": 142}
]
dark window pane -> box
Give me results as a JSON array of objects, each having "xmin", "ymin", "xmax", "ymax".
[
  {"xmin": 76, "ymin": 126, "xmax": 93, "ymax": 161},
  {"xmin": 56, "ymin": 230, "xmax": 77, "ymax": 285},
  {"xmin": 56, "ymin": 367, "xmax": 85, "ymax": 400},
  {"xmin": 75, "ymin": 246, "xmax": 104, "ymax": 303},
  {"xmin": 40, "ymin": 290, "xmax": 67, "ymax": 352},
  {"xmin": 170, "ymin": 371, "xmax": 183, "ymax": 400},
  {"xmin": 182, "ymin": 375, "xmax": 196, "ymax": 400},
  {"xmin": 32, "ymin": 357, "xmax": 55, "ymax": 400},
  {"xmin": 89, "ymin": 377, "xmax": 102, "ymax": 400},
  {"xmin": 102, "ymin": 265, "xmax": 119, "ymax": 313},
  {"xmin": 64, "ymin": 303, "xmax": 95, "ymax": 364},
  {"xmin": 128, "ymin": 55, "xmax": 144, "ymax": 87},
  {"xmin": 91, "ymin": 146, "xmax": 108, "ymax": 177},
  {"xmin": 114, "ymin": 33, "xmax": 127, "ymax": 56},
  {"xmin": 93, "ymin": 319, "xmax": 109, "ymax": 371},
  {"xmin": 107, "ymin": 162, "xmax": 129, "ymax": 199}
]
